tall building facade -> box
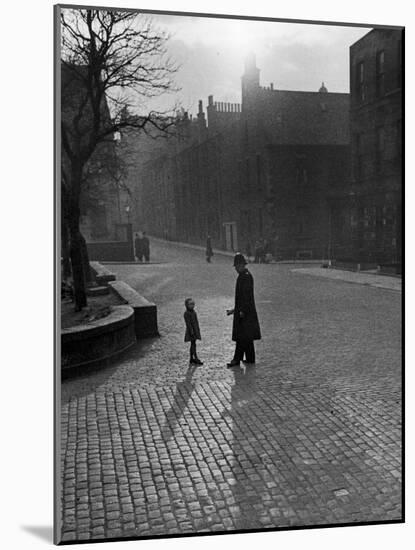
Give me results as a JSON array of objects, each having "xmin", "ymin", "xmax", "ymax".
[
  {"xmin": 134, "ymin": 56, "xmax": 351, "ymax": 259},
  {"xmin": 331, "ymin": 28, "xmax": 403, "ymax": 267}
]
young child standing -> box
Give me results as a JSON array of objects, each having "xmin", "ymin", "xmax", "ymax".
[{"xmin": 184, "ymin": 298, "xmax": 203, "ymax": 365}]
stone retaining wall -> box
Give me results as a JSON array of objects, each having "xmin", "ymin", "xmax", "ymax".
[
  {"xmin": 60, "ymin": 261, "xmax": 159, "ymax": 374},
  {"xmin": 87, "ymin": 240, "xmax": 134, "ymax": 262},
  {"xmin": 89, "ymin": 261, "xmax": 116, "ymax": 285},
  {"xmin": 109, "ymin": 280, "xmax": 159, "ymax": 339},
  {"xmin": 61, "ymin": 305, "xmax": 136, "ymax": 373}
]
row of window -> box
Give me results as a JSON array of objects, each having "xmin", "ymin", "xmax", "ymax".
[
  {"xmin": 355, "ymin": 41, "xmax": 402, "ymax": 102},
  {"xmin": 330, "ymin": 205, "xmax": 399, "ymax": 249},
  {"xmin": 354, "ymin": 120, "xmax": 401, "ymax": 179},
  {"xmin": 358, "ymin": 205, "xmax": 398, "ymax": 227}
]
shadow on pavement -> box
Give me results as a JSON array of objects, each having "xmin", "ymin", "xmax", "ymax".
[
  {"xmin": 60, "ymin": 337, "xmax": 159, "ymax": 403},
  {"xmin": 229, "ymin": 364, "xmax": 266, "ymax": 530},
  {"xmin": 160, "ymin": 363, "xmax": 198, "ymax": 441}
]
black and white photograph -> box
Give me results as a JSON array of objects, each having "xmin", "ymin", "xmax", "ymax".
[{"xmin": 55, "ymin": 4, "xmax": 403, "ymax": 545}]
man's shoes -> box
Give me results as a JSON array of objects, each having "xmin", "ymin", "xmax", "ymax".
[
  {"xmin": 194, "ymin": 358, "xmax": 203, "ymax": 365},
  {"xmin": 242, "ymin": 360, "xmax": 255, "ymax": 365},
  {"xmin": 227, "ymin": 360, "xmax": 240, "ymax": 368}
]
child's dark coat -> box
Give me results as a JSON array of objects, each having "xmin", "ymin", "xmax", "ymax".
[{"xmin": 184, "ymin": 310, "xmax": 201, "ymax": 342}]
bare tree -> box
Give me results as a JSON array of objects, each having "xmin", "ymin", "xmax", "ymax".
[{"xmin": 60, "ymin": 7, "xmax": 178, "ymax": 310}]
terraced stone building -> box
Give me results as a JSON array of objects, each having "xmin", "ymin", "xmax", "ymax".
[
  {"xmin": 342, "ymin": 28, "xmax": 402, "ymax": 269},
  {"xmin": 135, "ymin": 55, "xmax": 351, "ymax": 259}
]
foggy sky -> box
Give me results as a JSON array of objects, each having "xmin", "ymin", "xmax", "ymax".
[{"xmin": 146, "ymin": 14, "xmax": 372, "ymax": 115}]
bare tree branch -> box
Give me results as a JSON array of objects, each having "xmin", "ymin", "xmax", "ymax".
[{"xmin": 60, "ymin": 7, "xmax": 180, "ymax": 309}]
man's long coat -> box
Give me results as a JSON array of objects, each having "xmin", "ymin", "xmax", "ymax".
[
  {"xmin": 232, "ymin": 268, "xmax": 261, "ymax": 342},
  {"xmin": 135, "ymin": 237, "xmax": 144, "ymax": 256}
]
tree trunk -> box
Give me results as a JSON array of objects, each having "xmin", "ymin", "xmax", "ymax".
[
  {"xmin": 68, "ymin": 162, "xmax": 87, "ymax": 311},
  {"xmin": 80, "ymin": 232, "xmax": 92, "ymax": 284}
]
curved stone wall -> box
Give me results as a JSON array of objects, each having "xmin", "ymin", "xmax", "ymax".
[{"xmin": 61, "ymin": 305, "xmax": 136, "ymax": 372}]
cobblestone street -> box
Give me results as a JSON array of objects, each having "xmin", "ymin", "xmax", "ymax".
[{"xmin": 60, "ymin": 240, "xmax": 402, "ymax": 542}]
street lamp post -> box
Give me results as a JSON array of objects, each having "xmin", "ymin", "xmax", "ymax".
[
  {"xmin": 327, "ymin": 204, "xmax": 332, "ymax": 265},
  {"xmin": 114, "ymin": 132, "xmax": 122, "ymax": 223},
  {"xmin": 124, "ymin": 204, "xmax": 134, "ymax": 260}
]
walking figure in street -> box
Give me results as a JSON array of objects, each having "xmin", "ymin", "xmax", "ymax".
[
  {"xmin": 259, "ymin": 237, "xmax": 267, "ymax": 263},
  {"xmin": 245, "ymin": 241, "xmax": 252, "ymax": 263},
  {"xmin": 263, "ymin": 238, "xmax": 271, "ymax": 263},
  {"xmin": 134, "ymin": 231, "xmax": 144, "ymax": 262},
  {"xmin": 142, "ymin": 231, "xmax": 150, "ymax": 262},
  {"xmin": 184, "ymin": 298, "xmax": 203, "ymax": 365},
  {"xmin": 206, "ymin": 235, "xmax": 213, "ymax": 263},
  {"xmin": 227, "ymin": 253, "xmax": 261, "ymax": 367},
  {"xmin": 254, "ymin": 239, "xmax": 262, "ymax": 263}
]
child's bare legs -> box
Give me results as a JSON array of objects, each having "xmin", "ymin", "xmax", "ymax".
[
  {"xmin": 189, "ymin": 340, "xmax": 203, "ymax": 365},
  {"xmin": 190, "ymin": 340, "xmax": 196, "ymax": 361}
]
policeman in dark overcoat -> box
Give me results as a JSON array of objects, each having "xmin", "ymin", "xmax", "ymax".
[
  {"xmin": 205, "ymin": 235, "xmax": 213, "ymax": 263},
  {"xmin": 227, "ymin": 253, "xmax": 261, "ymax": 367}
]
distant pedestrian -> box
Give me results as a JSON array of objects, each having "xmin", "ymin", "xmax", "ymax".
[
  {"xmin": 271, "ymin": 234, "xmax": 279, "ymax": 261},
  {"xmin": 263, "ymin": 238, "xmax": 271, "ymax": 263},
  {"xmin": 254, "ymin": 240, "xmax": 259, "ymax": 263},
  {"xmin": 260, "ymin": 238, "xmax": 267, "ymax": 263},
  {"xmin": 226, "ymin": 253, "xmax": 261, "ymax": 367},
  {"xmin": 246, "ymin": 241, "xmax": 252, "ymax": 262},
  {"xmin": 184, "ymin": 298, "xmax": 203, "ymax": 365},
  {"xmin": 206, "ymin": 235, "xmax": 213, "ymax": 263},
  {"xmin": 135, "ymin": 231, "xmax": 144, "ymax": 262},
  {"xmin": 142, "ymin": 232, "xmax": 150, "ymax": 262},
  {"xmin": 254, "ymin": 239, "xmax": 262, "ymax": 263}
]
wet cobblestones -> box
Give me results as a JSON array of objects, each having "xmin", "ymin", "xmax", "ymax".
[{"xmin": 60, "ymin": 241, "xmax": 402, "ymax": 542}]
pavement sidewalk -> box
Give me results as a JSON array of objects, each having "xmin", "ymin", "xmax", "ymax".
[
  {"xmin": 150, "ymin": 237, "xmax": 328, "ymax": 265},
  {"xmin": 292, "ymin": 267, "xmax": 402, "ymax": 292},
  {"xmin": 150, "ymin": 236, "xmax": 235, "ymax": 258}
]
